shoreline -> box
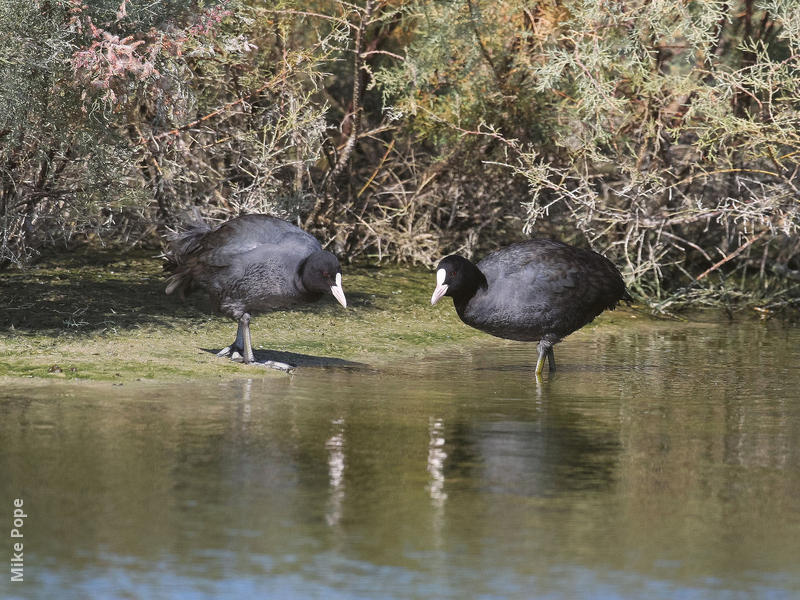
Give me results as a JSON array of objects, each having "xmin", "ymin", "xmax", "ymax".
[{"xmin": 0, "ymin": 248, "xmax": 775, "ymax": 385}]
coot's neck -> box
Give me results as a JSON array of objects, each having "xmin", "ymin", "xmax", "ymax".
[
  {"xmin": 295, "ymin": 256, "xmax": 322, "ymax": 300},
  {"xmin": 451, "ymin": 263, "xmax": 487, "ymax": 314},
  {"xmin": 294, "ymin": 260, "xmax": 309, "ymax": 295}
]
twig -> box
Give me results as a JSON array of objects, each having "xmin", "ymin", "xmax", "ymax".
[
  {"xmin": 152, "ymin": 74, "xmax": 291, "ymax": 140},
  {"xmin": 323, "ymin": 0, "xmax": 376, "ymax": 189},
  {"xmin": 362, "ymin": 49, "xmax": 404, "ymax": 60},
  {"xmin": 695, "ymin": 230, "xmax": 767, "ymax": 282},
  {"xmin": 266, "ymin": 9, "xmax": 354, "ymax": 29},
  {"xmin": 358, "ymin": 138, "xmax": 395, "ymax": 197},
  {"xmin": 671, "ymin": 168, "xmax": 780, "ymax": 189},
  {"xmin": 660, "ymin": 230, "xmax": 713, "ymax": 262}
]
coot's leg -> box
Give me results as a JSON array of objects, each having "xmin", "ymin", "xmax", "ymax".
[
  {"xmin": 217, "ymin": 321, "xmax": 245, "ymax": 358},
  {"xmin": 535, "ymin": 340, "xmax": 550, "ymax": 377},
  {"xmin": 241, "ymin": 312, "xmax": 255, "ymax": 364},
  {"xmin": 535, "ymin": 338, "xmax": 559, "ymax": 377}
]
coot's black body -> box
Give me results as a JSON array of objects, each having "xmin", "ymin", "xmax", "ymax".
[
  {"xmin": 165, "ymin": 214, "xmax": 347, "ymax": 364},
  {"xmin": 431, "ymin": 239, "xmax": 630, "ymax": 376}
]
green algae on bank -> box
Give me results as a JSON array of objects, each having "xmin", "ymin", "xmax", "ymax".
[
  {"xmin": 1, "ymin": 249, "xmax": 502, "ymax": 383},
  {"xmin": 5, "ymin": 247, "xmax": 717, "ymax": 383},
  {"xmin": 9, "ymin": 248, "xmax": 769, "ymax": 384}
]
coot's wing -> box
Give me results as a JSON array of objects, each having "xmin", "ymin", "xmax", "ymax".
[
  {"xmin": 478, "ymin": 241, "xmax": 575, "ymax": 309},
  {"xmin": 195, "ymin": 215, "xmax": 322, "ymax": 268},
  {"xmin": 484, "ymin": 240, "xmax": 625, "ymax": 301},
  {"xmin": 478, "ymin": 240, "xmax": 626, "ymax": 334}
]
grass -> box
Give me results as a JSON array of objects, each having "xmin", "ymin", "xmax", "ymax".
[
  {"xmin": 0, "ymin": 248, "xmax": 497, "ymax": 383},
  {"xmin": 2, "ymin": 247, "xmax": 714, "ymax": 384},
  {"xmin": 7, "ymin": 247, "xmax": 768, "ymax": 384}
]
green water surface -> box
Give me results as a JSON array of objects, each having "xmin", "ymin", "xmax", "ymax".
[{"xmin": 2, "ymin": 319, "xmax": 799, "ymax": 599}]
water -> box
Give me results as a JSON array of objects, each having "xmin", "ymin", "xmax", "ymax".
[{"xmin": 2, "ymin": 319, "xmax": 799, "ymax": 599}]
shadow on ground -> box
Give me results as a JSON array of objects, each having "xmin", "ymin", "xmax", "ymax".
[
  {"xmin": 1, "ymin": 276, "xmax": 199, "ymax": 331},
  {"xmin": 202, "ymin": 348, "xmax": 369, "ymax": 370},
  {"xmin": 0, "ymin": 249, "xmax": 375, "ymax": 334}
]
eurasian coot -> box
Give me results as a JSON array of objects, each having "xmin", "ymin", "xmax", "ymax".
[
  {"xmin": 165, "ymin": 214, "xmax": 347, "ymax": 364},
  {"xmin": 430, "ymin": 239, "xmax": 631, "ymax": 377}
]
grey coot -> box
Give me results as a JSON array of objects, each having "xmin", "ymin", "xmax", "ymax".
[
  {"xmin": 430, "ymin": 239, "xmax": 631, "ymax": 377},
  {"xmin": 165, "ymin": 214, "xmax": 347, "ymax": 364}
]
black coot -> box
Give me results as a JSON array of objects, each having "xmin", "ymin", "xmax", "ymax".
[
  {"xmin": 430, "ymin": 239, "xmax": 631, "ymax": 377},
  {"xmin": 166, "ymin": 214, "xmax": 347, "ymax": 364}
]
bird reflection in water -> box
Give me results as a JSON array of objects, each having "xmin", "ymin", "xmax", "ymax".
[
  {"xmin": 325, "ymin": 417, "xmax": 346, "ymax": 527},
  {"xmin": 427, "ymin": 417, "xmax": 448, "ymax": 546}
]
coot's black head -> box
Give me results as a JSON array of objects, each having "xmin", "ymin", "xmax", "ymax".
[
  {"xmin": 431, "ymin": 255, "xmax": 486, "ymax": 305},
  {"xmin": 300, "ymin": 250, "xmax": 347, "ymax": 307}
]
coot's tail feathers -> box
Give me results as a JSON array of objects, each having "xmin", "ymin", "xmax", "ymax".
[
  {"xmin": 622, "ymin": 288, "xmax": 634, "ymax": 305},
  {"xmin": 606, "ymin": 284, "xmax": 634, "ymax": 311},
  {"xmin": 166, "ymin": 222, "xmax": 213, "ymax": 264},
  {"xmin": 163, "ymin": 222, "xmax": 213, "ymax": 298}
]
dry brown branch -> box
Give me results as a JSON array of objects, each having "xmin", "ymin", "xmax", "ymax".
[
  {"xmin": 267, "ymin": 9, "xmax": 355, "ymax": 29},
  {"xmin": 152, "ymin": 73, "xmax": 293, "ymax": 141},
  {"xmin": 323, "ymin": 0, "xmax": 376, "ymax": 189},
  {"xmin": 358, "ymin": 138, "xmax": 395, "ymax": 198},
  {"xmin": 695, "ymin": 230, "xmax": 768, "ymax": 282}
]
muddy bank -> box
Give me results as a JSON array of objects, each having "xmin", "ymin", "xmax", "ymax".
[{"xmin": 2, "ymin": 248, "xmax": 665, "ymax": 383}]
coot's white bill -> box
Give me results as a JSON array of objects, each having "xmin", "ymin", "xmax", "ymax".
[
  {"xmin": 430, "ymin": 268, "xmax": 448, "ymax": 305},
  {"xmin": 331, "ymin": 272, "xmax": 347, "ymax": 308}
]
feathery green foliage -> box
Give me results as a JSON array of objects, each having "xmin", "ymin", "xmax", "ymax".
[
  {"xmin": 1, "ymin": 0, "xmax": 798, "ymax": 312},
  {"xmin": 376, "ymin": 0, "xmax": 800, "ymax": 310}
]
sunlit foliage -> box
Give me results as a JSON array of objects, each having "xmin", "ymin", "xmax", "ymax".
[{"xmin": 1, "ymin": 0, "xmax": 798, "ymax": 311}]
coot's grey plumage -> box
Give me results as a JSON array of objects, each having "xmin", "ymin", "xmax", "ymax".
[
  {"xmin": 166, "ymin": 214, "xmax": 347, "ymax": 364},
  {"xmin": 430, "ymin": 239, "xmax": 631, "ymax": 377}
]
